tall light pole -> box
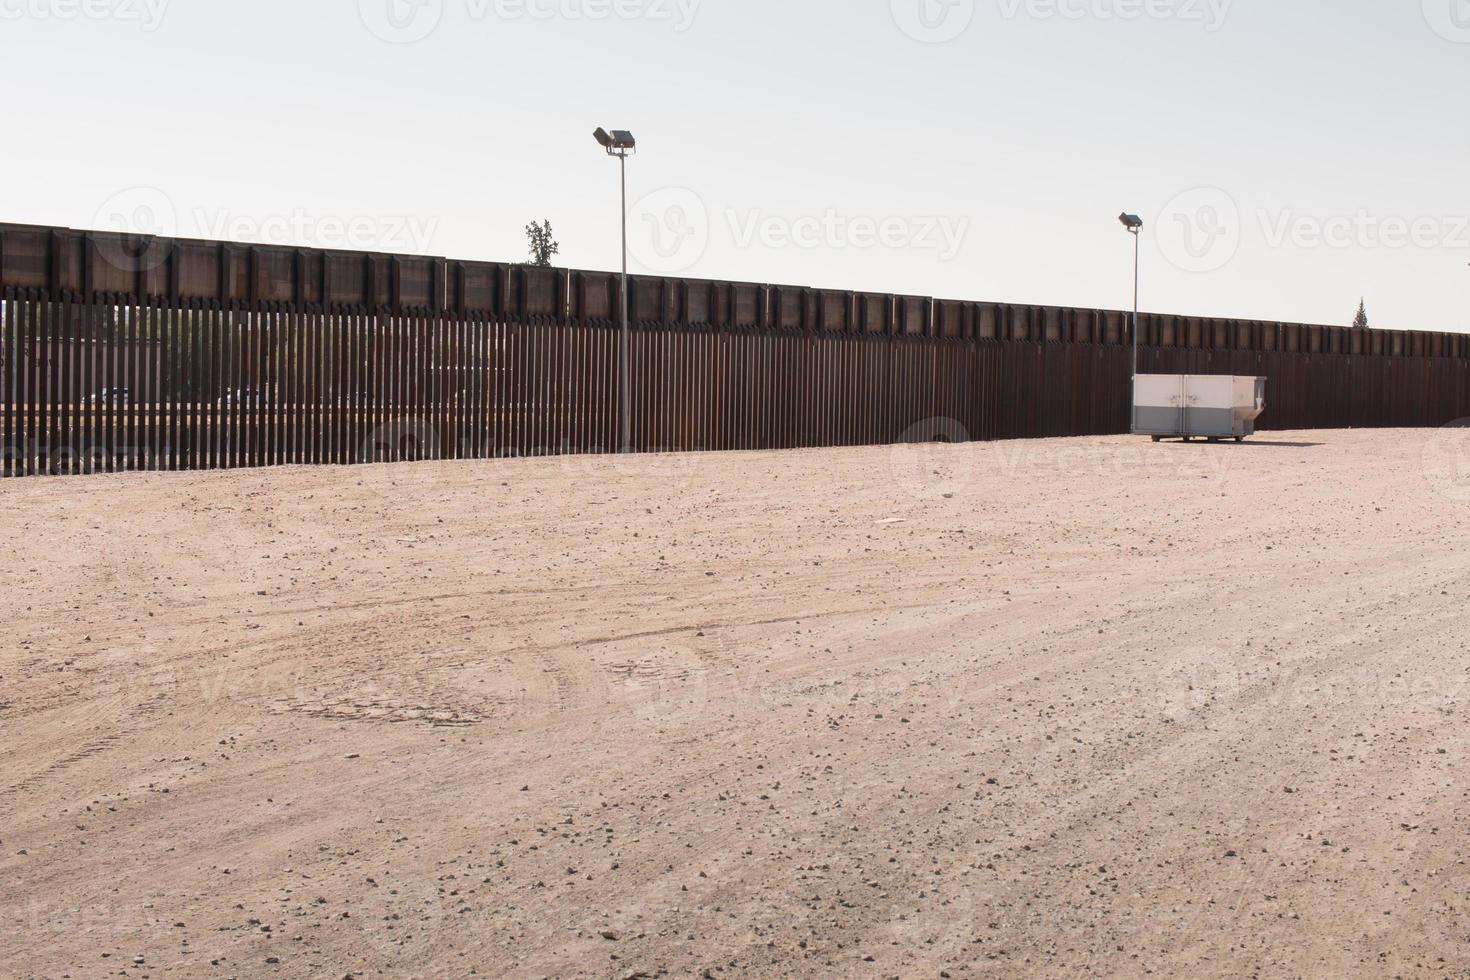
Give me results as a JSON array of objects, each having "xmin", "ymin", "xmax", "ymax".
[
  {"xmin": 1118, "ymin": 213, "xmax": 1143, "ymax": 434},
  {"xmin": 595, "ymin": 127, "xmax": 637, "ymax": 453}
]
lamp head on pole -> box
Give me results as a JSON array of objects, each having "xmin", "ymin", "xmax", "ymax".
[
  {"xmin": 593, "ymin": 127, "xmax": 637, "ymax": 156},
  {"xmin": 1118, "ymin": 212, "xmax": 1143, "ymax": 235}
]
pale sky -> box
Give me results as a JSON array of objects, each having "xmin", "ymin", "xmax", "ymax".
[{"xmin": 3, "ymin": 0, "xmax": 1467, "ymax": 332}]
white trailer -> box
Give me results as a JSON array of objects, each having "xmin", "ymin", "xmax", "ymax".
[{"xmin": 1134, "ymin": 374, "xmax": 1267, "ymax": 443}]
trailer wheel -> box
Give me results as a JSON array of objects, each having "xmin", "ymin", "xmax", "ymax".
[
  {"xmin": 1151, "ymin": 436, "xmax": 1163, "ymax": 443},
  {"xmin": 1235, "ymin": 436, "xmax": 1245, "ymax": 443}
]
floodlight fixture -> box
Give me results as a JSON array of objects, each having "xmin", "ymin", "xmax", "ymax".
[
  {"xmin": 1119, "ymin": 212, "xmax": 1143, "ymax": 232},
  {"xmin": 594, "ymin": 127, "xmax": 636, "ymax": 156}
]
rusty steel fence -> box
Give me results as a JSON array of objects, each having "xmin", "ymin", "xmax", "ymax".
[{"xmin": 2, "ymin": 221, "xmax": 1468, "ymax": 477}]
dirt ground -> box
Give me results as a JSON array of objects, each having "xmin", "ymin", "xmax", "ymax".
[{"xmin": 3, "ymin": 429, "xmax": 1469, "ymax": 979}]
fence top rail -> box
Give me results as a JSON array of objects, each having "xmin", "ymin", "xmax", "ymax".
[{"xmin": 1, "ymin": 221, "xmax": 1465, "ymax": 358}]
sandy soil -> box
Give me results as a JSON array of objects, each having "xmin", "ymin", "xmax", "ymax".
[{"xmin": 3, "ymin": 429, "xmax": 1469, "ymax": 979}]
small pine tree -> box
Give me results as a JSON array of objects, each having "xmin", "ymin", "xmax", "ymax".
[
  {"xmin": 525, "ymin": 219, "xmax": 559, "ymax": 267},
  {"xmin": 1352, "ymin": 298, "xmax": 1370, "ymax": 330}
]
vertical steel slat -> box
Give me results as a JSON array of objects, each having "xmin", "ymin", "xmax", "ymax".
[
  {"xmin": 273, "ymin": 306, "xmax": 284, "ymax": 466},
  {"xmin": 549, "ymin": 317, "xmax": 561, "ymax": 455},
  {"xmin": 473, "ymin": 315, "xmax": 486, "ymax": 458},
  {"xmin": 73, "ymin": 290, "xmax": 88, "ymax": 476},
  {"xmin": 302, "ymin": 306, "xmax": 314, "ymax": 467},
  {"xmin": 339, "ymin": 308, "xmax": 351, "ymax": 465},
  {"xmin": 357, "ymin": 307, "xmax": 369, "ymax": 464},
  {"xmin": 337, "ymin": 307, "xmax": 349, "ymax": 465},
  {"xmin": 240, "ymin": 305, "xmax": 251, "ymax": 470},
  {"xmin": 2, "ymin": 293, "xmax": 12, "ymax": 475},
  {"xmin": 39, "ymin": 294, "xmax": 53, "ymax": 474},
  {"xmin": 143, "ymin": 300, "xmax": 157, "ymax": 470},
  {"xmin": 432, "ymin": 308, "xmax": 444, "ymax": 460},
  {"xmin": 293, "ymin": 307, "xmax": 305, "ymax": 466},
  {"xmin": 96, "ymin": 300, "xmax": 109, "ymax": 473},
  {"xmin": 23, "ymin": 293, "xmax": 35, "ymax": 474},
  {"xmin": 452, "ymin": 312, "xmax": 465, "ymax": 459},
  {"xmin": 322, "ymin": 307, "xmax": 332, "ymax": 465},
  {"xmin": 490, "ymin": 320, "xmax": 503, "ymax": 457},
  {"xmin": 243, "ymin": 307, "xmax": 255, "ymax": 470},
  {"xmin": 55, "ymin": 290, "xmax": 71, "ymax": 475},
  {"xmin": 518, "ymin": 318, "xmax": 530, "ymax": 457},
  {"xmin": 162, "ymin": 300, "xmax": 176, "ymax": 470},
  {"xmin": 197, "ymin": 302, "xmax": 209, "ymax": 470},
  {"xmin": 132, "ymin": 300, "xmax": 145, "ymax": 471},
  {"xmin": 514, "ymin": 317, "xmax": 525, "ymax": 457},
  {"xmin": 223, "ymin": 306, "xmax": 237, "ymax": 471},
  {"xmin": 536, "ymin": 316, "xmax": 546, "ymax": 454}
]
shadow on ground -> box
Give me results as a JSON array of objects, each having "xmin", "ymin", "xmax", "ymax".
[{"xmin": 1154, "ymin": 439, "xmax": 1325, "ymax": 449}]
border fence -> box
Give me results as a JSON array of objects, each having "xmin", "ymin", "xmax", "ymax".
[{"xmin": 2, "ymin": 221, "xmax": 1468, "ymax": 477}]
